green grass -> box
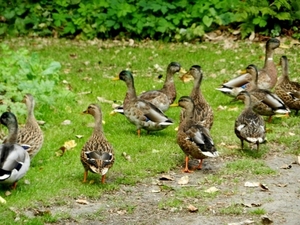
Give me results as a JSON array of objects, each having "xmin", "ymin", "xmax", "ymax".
[{"xmin": 0, "ymin": 37, "xmax": 299, "ymax": 223}]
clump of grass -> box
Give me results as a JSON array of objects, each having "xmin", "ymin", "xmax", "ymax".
[
  {"xmin": 219, "ymin": 203, "xmax": 244, "ymax": 215},
  {"xmin": 224, "ymin": 158, "xmax": 276, "ymax": 176},
  {"xmin": 249, "ymin": 208, "xmax": 267, "ymax": 215}
]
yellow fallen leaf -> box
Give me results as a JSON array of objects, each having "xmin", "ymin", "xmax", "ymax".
[
  {"xmin": 63, "ymin": 140, "xmax": 77, "ymax": 150},
  {"xmin": 0, "ymin": 196, "xmax": 6, "ymax": 204}
]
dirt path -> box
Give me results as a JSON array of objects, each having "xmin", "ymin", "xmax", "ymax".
[{"xmin": 24, "ymin": 153, "xmax": 300, "ymax": 225}]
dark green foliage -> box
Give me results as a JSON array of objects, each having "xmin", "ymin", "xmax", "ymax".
[{"xmin": 0, "ymin": 0, "xmax": 299, "ymax": 40}]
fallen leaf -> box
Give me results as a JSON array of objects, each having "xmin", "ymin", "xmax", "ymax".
[
  {"xmin": 61, "ymin": 120, "xmax": 71, "ymax": 125},
  {"xmin": 228, "ymin": 219, "xmax": 255, "ymax": 225},
  {"xmin": 288, "ymin": 132, "xmax": 295, "ymax": 136},
  {"xmin": 261, "ymin": 215, "xmax": 273, "ymax": 224},
  {"xmin": 117, "ymin": 209, "xmax": 127, "ymax": 215},
  {"xmin": 151, "ymin": 189, "xmax": 161, "ymax": 193},
  {"xmin": 97, "ymin": 96, "xmax": 114, "ymax": 104},
  {"xmin": 204, "ymin": 186, "xmax": 219, "ymax": 193},
  {"xmin": 0, "ymin": 196, "xmax": 6, "ymax": 204},
  {"xmin": 178, "ymin": 175, "xmax": 189, "ymax": 185},
  {"xmin": 5, "ymin": 191, "xmax": 11, "ymax": 196},
  {"xmin": 122, "ymin": 152, "xmax": 131, "ymax": 161},
  {"xmin": 244, "ymin": 181, "xmax": 260, "ymax": 187},
  {"xmin": 187, "ymin": 204, "xmax": 198, "ymax": 212},
  {"xmin": 159, "ymin": 175, "xmax": 174, "ymax": 181},
  {"xmin": 280, "ymin": 164, "xmax": 292, "ymax": 169},
  {"xmin": 76, "ymin": 199, "xmax": 89, "ymax": 205},
  {"xmin": 75, "ymin": 135, "xmax": 84, "ymax": 139},
  {"xmin": 260, "ymin": 183, "xmax": 269, "ymax": 191},
  {"xmin": 37, "ymin": 120, "xmax": 46, "ymax": 125},
  {"xmin": 63, "ymin": 140, "xmax": 77, "ymax": 150},
  {"xmin": 275, "ymin": 183, "xmax": 288, "ymax": 187}
]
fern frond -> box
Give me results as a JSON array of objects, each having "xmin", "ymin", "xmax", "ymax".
[
  {"xmin": 272, "ymin": 0, "xmax": 291, "ymax": 10},
  {"xmin": 276, "ymin": 12, "xmax": 292, "ymax": 20}
]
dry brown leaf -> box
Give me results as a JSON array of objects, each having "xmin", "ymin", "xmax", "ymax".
[
  {"xmin": 5, "ymin": 191, "xmax": 11, "ymax": 196},
  {"xmin": 159, "ymin": 175, "xmax": 174, "ymax": 181},
  {"xmin": 260, "ymin": 183, "xmax": 269, "ymax": 191},
  {"xmin": 76, "ymin": 199, "xmax": 89, "ymax": 205},
  {"xmin": 276, "ymin": 183, "xmax": 288, "ymax": 187},
  {"xmin": 97, "ymin": 96, "xmax": 114, "ymax": 104},
  {"xmin": 280, "ymin": 164, "xmax": 292, "ymax": 169},
  {"xmin": 187, "ymin": 204, "xmax": 198, "ymax": 212},
  {"xmin": 178, "ymin": 175, "xmax": 189, "ymax": 185},
  {"xmin": 122, "ymin": 152, "xmax": 131, "ymax": 161},
  {"xmin": 261, "ymin": 215, "xmax": 273, "ymax": 224}
]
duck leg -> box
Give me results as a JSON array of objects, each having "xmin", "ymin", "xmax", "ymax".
[
  {"xmin": 11, "ymin": 182, "xmax": 17, "ymax": 189},
  {"xmin": 137, "ymin": 129, "xmax": 141, "ymax": 137},
  {"xmin": 256, "ymin": 141, "xmax": 260, "ymax": 151},
  {"xmin": 267, "ymin": 115, "xmax": 273, "ymax": 123},
  {"xmin": 241, "ymin": 140, "xmax": 244, "ymax": 150},
  {"xmin": 183, "ymin": 156, "xmax": 193, "ymax": 173},
  {"xmin": 196, "ymin": 159, "xmax": 203, "ymax": 170},
  {"xmin": 101, "ymin": 175, "xmax": 106, "ymax": 184},
  {"xmin": 83, "ymin": 170, "xmax": 88, "ymax": 183}
]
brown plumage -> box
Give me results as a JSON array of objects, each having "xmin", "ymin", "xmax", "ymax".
[
  {"xmin": 80, "ymin": 104, "xmax": 115, "ymax": 184},
  {"xmin": 274, "ymin": 56, "xmax": 300, "ymax": 115},
  {"xmin": 240, "ymin": 64, "xmax": 290, "ymax": 122},
  {"xmin": 139, "ymin": 62, "xmax": 181, "ymax": 112},
  {"xmin": 180, "ymin": 65, "xmax": 213, "ymax": 129},
  {"xmin": 112, "ymin": 62, "xmax": 181, "ymax": 114},
  {"xmin": 115, "ymin": 70, "xmax": 173, "ymax": 136},
  {"xmin": 235, "ymin": 91, "xmax": 266, "ymax": 151},
  {"xmin": 216, "ymin": 38, "xmax": 281, "ymax": 96},
  {"xmin": 176, "ymin": 96, "xmax": 218, "ymax": 173},
  {"xmin": 5, "ymin": 94, "xmax": 44, "ymax": 159}
]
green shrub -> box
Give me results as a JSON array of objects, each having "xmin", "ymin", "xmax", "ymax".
[{"xmin": 0, "ymin": 0, "xmax": 299, "ymax": 40}]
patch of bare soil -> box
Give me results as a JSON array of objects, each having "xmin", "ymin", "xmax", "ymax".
[{"xmin": 26, "ymin": 153, "xmax": 300, "ymax": 225}]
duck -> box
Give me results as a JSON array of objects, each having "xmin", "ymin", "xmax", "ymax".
[
  {"xmin": 112, "ymin": 62, "xmax": 181, "ymax": 114},
  {"xmin": 239, "ymin": 64, "xmax": 290, "ymax": 122},
  {"xmin": 81, "ymin": 104, "xmax": 115, "ymax": 184},
  {"xmin": 274, "ymin": 56, "xmax": 300, "ymax": 115},
  {"xmin": 0, "ymin": 112, "xmax": 30, "ymax": 189},
  {"xmin": 235, "ymin": 91, "xmax": 266, "ymax": 151},
  {"xmin": 180, "ymin": 65, "xmax": 214, "ymax": 129},
  {"xmin": 114, "ymin": 70, "xmax": 174, "ymax": 136},
  {"xmin": 15, "ymin": 94, "xmax": 44, "ymax": 159},
  {"xmin": 176, "ymin": 96, "xmax": 218, "ymax": 173},
  {"xmin": 216, "ymin": 38, "xmax": 281, "ymax": 97}
]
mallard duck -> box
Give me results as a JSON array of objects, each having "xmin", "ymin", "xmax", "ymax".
[
  {"xmin": 235, "ymin": 91, "xmax": 266, "ymax": 151},
  {"xmin": 240, "ymin": 64, "xmax": 290, "ymax": 122},
  {"xmin": 16, "ymin": 94, "xmax": 43, "ymax": 159},
  {"xmin": 274, "ymin": 56, "xmax": 300, "ymax": 115},
  {"xmin": 0, "ymin": 112, "xmax": 30, "ymax": 189},
  {"xmin": 81, "ymin": 104, "xmax": 115, "ymax": 184},
  {"xmin": 216, "ymin": 38, "xmax": 281, "ymax": 97},
  {"xmin": 115, "ymin": 70, "xmax": 173, "ymax": 136},
  {"xmin": 176, "ymin": 96, "xmax": 218, "ymax": 173},
  {"xmin": 112, "ymin": 62, "xmax": 181, "ymax": 114},
  {"xmin": 180, "ymin": 65, "xmax": 214, "ymax": 129}
]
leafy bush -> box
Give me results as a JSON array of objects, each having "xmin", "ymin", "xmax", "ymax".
[
  {"xmin": 0, "ymin": 0, "xmax": 299, "ymax": 40},
  {"xmin": 0, "ymin": 44, "xmax": 73, "ymax": 117}
]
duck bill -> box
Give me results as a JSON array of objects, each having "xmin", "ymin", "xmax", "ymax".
[
  {"xmin": 112, "ymin": 76, "xmax": 120, "ymax": 81},
  {"xmin": 170, "ymin": 103, "xmax": 179, "ymax": 107}
]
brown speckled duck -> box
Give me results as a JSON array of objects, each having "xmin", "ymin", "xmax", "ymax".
[
  {"xmin": 216, "ymin": 38, "xmax": 281, "ymax": 97},
  {"xmin": 16, "ymin": 94, "xmax": 44, "ymax": 159},
  {"xmin": 112, "ymin": 62, "xmax": 181, "ymax": 114},
  {"xmin": 240, "ymin": 64, "xmax": 290, "ymax": 122},
  {"xmin": 176, "ymin": 96, "xmax": 218, "ymax": 173},
  {"xmin": 180, "ymin": 65, "xmax": 213, "ymax": 129},
  {"xmin": 81, "ymin": 104, "xmax": 115, "ymax": 184},
  {"xmin": 235, "ymin": 91, "xmax": 266, "ymax": 151},
  {"xmin": 274, "ymin": 56, "xmax": 300, "ymax": 115},
  {"xmin": 115, "ymin": 70, "xmax": 173, "ymax": 136}
]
